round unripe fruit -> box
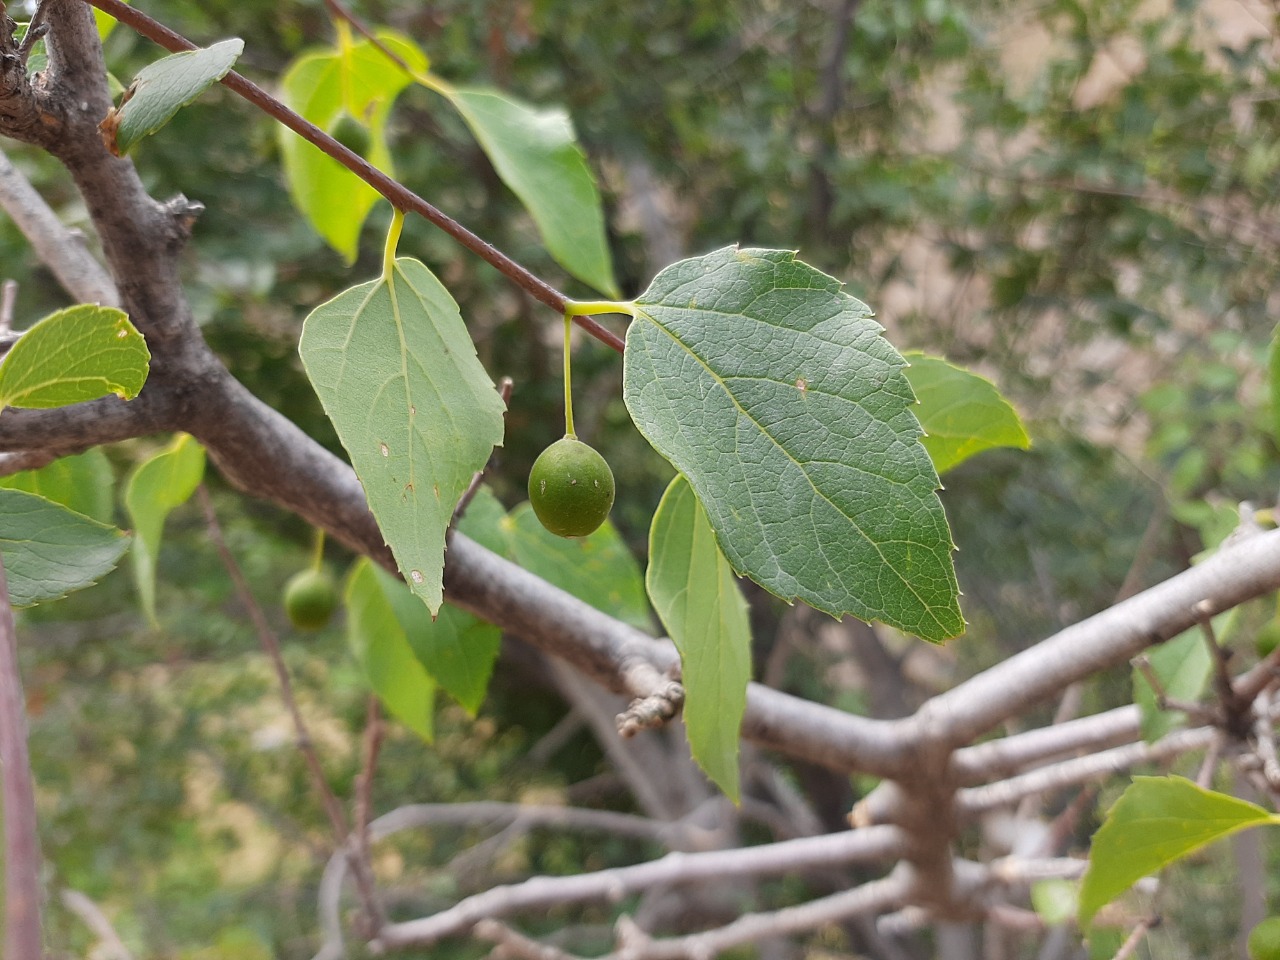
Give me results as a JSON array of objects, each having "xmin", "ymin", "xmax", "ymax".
[
  {"xmin": 528, "ymin": 436, "xmax": 615, "ymax": 539},
  {"xmin": 283, "ymin": 568, "xmax": 338, "ymax": 631},
  {"xmin": 1249, "ymin": 917, "xmax": 1280, "ymax": 960},
  {"xmin": 330, "ymin": 111, "xmax": 371, "ymax": 156}
]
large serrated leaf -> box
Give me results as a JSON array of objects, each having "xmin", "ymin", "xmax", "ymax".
[
  {"xmin": 623, "ymin": 246, "xmax": 962, "ymax": 641},
  {"xmin": 902, "ymin": 352, "xmax": 1029, "ymax": 474},
  {"xmin": 103, "ymin": 39, "xmax": 243, "ymax": 156},
  {"xmin": 0, "ymin": 488, "xmax": 130, "ymax": 607},
  {"xmin": 0, "ymin": 448, "xmax": 114, "ymax": 524},
  {"xmin": 124, "ymin": 434, "xmax": 206, "ymax": 624},
  {"xmin": 345, "ymin": 559, "xmax": 437, "ymax": 741},
  {"xmin": 646, "ymin": 476, "xmax": 751, "ymax": 801},
  {"xmin": 1132, "ymin": 624, "xmax": 1213, "ymax": 743},
  {"xmin": 279, "ymin": 32, "xmax": 427, "ymax": 262},
  {"xmin": 0, "ymin": 305, "xmax": 149, "ymax": 411},
  {"xmin": 299, "ymin": 258, "xmax": 505, "ymax": 615},
  {"xmin": 447, "ymin": 87, "xmax": 617, "ymax": 296},
  {"xmin": 506, "ymin": 503, "xmax": 652, "ymax": 632},
  {"xmin": 1079, "ymin": 776, "xmax": 1280, "ymax": 928}
]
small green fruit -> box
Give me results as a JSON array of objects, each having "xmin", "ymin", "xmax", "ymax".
[
  {"xmin": 283, "ymin": 568, "xmax": 338, "ymax": 631},
  {"xmin": 528, "ymin": 435, "xmax": 615, "ymax": 538},
  {"xmin": 1256, "ymin": 619, "xmax": 1280, "ymax": 659},
  {"xmin": 330, "ymin": 111, "xmax": 371, "ymax": 156},
  {"xmin": 1249, "ymin": 917, "xmax": 1280, "ymax": 960}
]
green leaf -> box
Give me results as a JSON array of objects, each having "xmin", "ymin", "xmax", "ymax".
[
  {"xmin": 299, "ymin": 258, "xmax": 506, "ymax": 615},
  {"xmin": 403, "ymin": 604, "xmax": 500, "ymax": 716},
  {"xmin": 1030, "ymin": 879, "xmax": 1077, "ymax": 927},
  {"xmin": 1268, "ymin": 324, "xmax": 1280, "ymax": 447},
  {"xmin": 0, "ymin": 305, "xmax": 149, "ymax": 411},
  {"xmin": 456, "ymin": 485, "xmax": 512, "ymax": 557},
  {"xmin": 124, "ymin": 434, "xmax": 206, "ymax": 624},
  {"xmin": 94, "ymin": 0, "xmax": 128, "ymax": 41},
  {"xmin": 344, "ymin": 559, "xmax": 437, "ymax": 741},
  {"xmin": 0, "ymin": 448, "xmax": 114, "ymax": 524},
  {"xmin": 446, "ymin": 87, "xmax": 618, "ymax": 296},
  {"xmin": 279, "ymin": 33, "xmax": 427, "ymax": 261},
  {"xmin": 506, "ymin": 502, "xmax": 652, "ymax": 632},
  {"xmin": 1132, "ymin": 626, "xmax": 1212, "ymax": 743},
  {"xmin": 1079, "ymin": 776, "xmax": 1280, "ymax": 928},
  {"xmin": 105, "ymin": 39, "xmax": 244, "ymax": 155},
  {"xmin": 901, "ymin": 352, "xmax": 1030, "ymax": 474},
  {"xmin": 645, "ymin": 475, "xmax": 751, "ymax": 801},
  {"xmin": 623, "ymin": 246, "xmax": 962, "ymax": 641},
  {"xmin": 0, "ymin": 488, "xmax": 130, "ymax": 608}
]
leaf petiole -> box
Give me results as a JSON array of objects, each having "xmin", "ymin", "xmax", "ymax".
[{"xmin": 382, "ymin": 209, "xmax": 405, "ymax": 280}]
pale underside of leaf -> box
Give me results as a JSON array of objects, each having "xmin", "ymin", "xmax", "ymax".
[
  {"xmin": 647, "ymin": 475, "xmax": 750, "ymax": 800},
  {"xmin": 299, "ymin": 258, "xmax": 505, "ymax": 614},
  {"xmin": 624, "ymin": 247, "xmax": 962, "ymax": 641}
]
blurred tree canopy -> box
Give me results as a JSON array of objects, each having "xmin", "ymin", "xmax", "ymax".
[{"xmin": 6, "ymin": 0, "xmax": 1280, "ymax": 956}]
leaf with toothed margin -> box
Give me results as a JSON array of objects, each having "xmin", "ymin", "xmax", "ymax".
[
  {"xmin": 299, "ymin": 257, "xmax": 505, "ymax": 615},
  {"xmin": 622, "ymin": 246, "xmax": 962, "ymax": 642},
  {"xmin": 0, "ymin": 304, "xmax": 149, "ymax": 411}
]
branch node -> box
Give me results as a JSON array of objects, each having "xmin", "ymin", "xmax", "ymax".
[{"xmin": 616, "ymin": 681, "xmax": 685, "ymax": 737}]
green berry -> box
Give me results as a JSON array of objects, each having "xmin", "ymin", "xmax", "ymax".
[
  {"xmin": 1249, "ymin": 917, "xmax": 1280, "ymax": 960},
  {"xmin": 330, "ymin": 111, "xmax": 371, "ymax": 156},
  {"xmin": 283, "ymin": 568, "xmax": 338, "ymax": 631},
  {"xmin": 528, "ymin": 436, "xmax": 615, "ymax": 539}
]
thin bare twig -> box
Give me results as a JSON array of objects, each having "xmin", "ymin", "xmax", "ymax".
[
  {"xmin": 1253, "ymin": 690, "xmax": 1280, "ymax": 794},
  {"xmin": 78, "ymin": 0, "xmax": 625, "ymax": 353},
  {"xmin": 1111, "ymin": 915, "xmax": 1160, "ymax": 960},
  {"xmin": 353, "ymin": 695, "xmax": 386, "ymax": 936},
  {"xmin": 60, "ymin": 889, "xmax": 134, "ymax": 960},
  {"xmin": 196, "ymin": 485, "xmax": 383, "ymax": 926},
  {"xmin": 0, "ymin": 552, "xmax": 42, "ymax": 960},
  {"xmin": 0, "ymin": 278, "xmax": 16, "ymax": 334}
]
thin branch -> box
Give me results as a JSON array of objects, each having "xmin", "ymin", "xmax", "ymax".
[
  {"xmin": 77, "ymin": 0, "xmax": 625, "ymax": 353},
  {"xmin": 60, "ymin": 889, "xmax": 134, "ymax": 960},
  {"xmin": 196, "ymin": 485, "xmax": 384, "ymax": 926},
  {"xmin": 0, "ymin": 145, "xmax": 119, "ymax": 306},
  {"xmin": 0, "ymin": 278, "xmax": 16, "ymax": 333},
  {"xmin": 373, "ymin": 826, "xmax": 907, "ymax": 948},
  {"xmin": 0, "ymin": 552, "xmax": 42, "ymax": 960},
  {"xmin": 352, "ymin": 695, "xmax": 386, "ymax": 936},
  {"xmin": 451, "ymin": 376, "xmax": 514, "ymax": 530},
  {"xmin": 1111, "ymin": 916, "xmax": 1159, "ymax": 960},
  {"xmin": 957, "ymin": 726, "xmax": 1217, "ymax": 818},
  {"xmin": 474, "ymin": 920, "xmax": 582, "ymax": 960},
  {"xmin": 1253, "ymin": 690, "xmax": 1280, "ymax": 794}
]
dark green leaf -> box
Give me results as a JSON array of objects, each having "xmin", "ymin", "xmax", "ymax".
[
  {"xmin": 0, "ymin": 488, "xmax": 130, "ymax": 608},
  {"xmin": 623, "ymin": 247, "xmax": 962, "ymax": 641}
]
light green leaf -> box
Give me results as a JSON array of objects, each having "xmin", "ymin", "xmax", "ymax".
[
  {"xmin": 105, "ymin": 39, "xmax": 243, "ymax": 155},
  {"xmin": 0, "ymin": 488, "xmax": 130, "ymax": 607},
  {"xmin": 1079, "ymin": 776, "xmax": 1280, "ymax": 928},
  {"xmin": 0, "ymin": 448, "xmax": 114, "ymax": 524},
  {"xmin": 507, "ymin": 502, "xmax": 652, "ymax": 632},
  {"xmin": 0, "ymin": 305, "xmax": 149, "ymax": 411},
  {"xmin": 1133, "ymin": 626, "xmax": 1213, "ymax": 743},
  {"xmin": 447, "ymin": 87, "xmax": 617, "ymax": 296},
  {"xmin": 645, "ymin": 475, "xmax": 751, "ymax": 801},
  {"xmin": 1269, "ymin": 324, "xmax": 1280, "ymax": 447},
  {"xmin": 902, "ymin": 352, "xmax": 1029, "ymax": 474},
  {"xmin": 299, "ymin": 258, "xmax": 506, "ymax": 615},
  {"xmin": 344, "ymin": 559, "xmax": 436, "ymax": 741},
  {"xmin": 94, "ymin": 0, "xmax": 128, "ymax": 41},
  {"xmin": 456, "ymin": 485, "xmax": 512, "ymax": 557},
  {"xmin": 1030, "ymin": 879, "xmax": 1077, "ymax": 927},
  {"xmin": 279, "ymin": 32, "xmax": 427, "ymax": 261},
  {"xmin": 404, "ymin": 604, "xmax": 499, "ymax": 716},
  {"xmin": 623, "ymin": 246, "xmax": 962, "ymax": 641},
  {"xmin": 124, "ymin": 434, "xmax": 206, "ymax": 624}
]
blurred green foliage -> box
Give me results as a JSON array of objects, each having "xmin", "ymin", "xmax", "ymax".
[{"xmin": 6, "ymin": 0, "xmax": 1280, "ymax": 954}]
